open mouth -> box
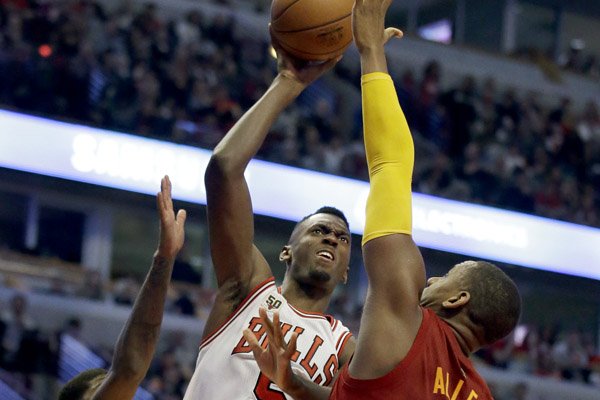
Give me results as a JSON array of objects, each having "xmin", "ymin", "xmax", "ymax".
[{"xmin": 317, "ymin": 250, "xmax": 334, "ymax": 262}]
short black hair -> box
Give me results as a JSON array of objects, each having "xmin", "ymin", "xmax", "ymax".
[
  {"xmin": 296, "ymin": 206, "xmax": 349, "ymax": 230},
  {"xmin": 461, "ymin": 261, "xmax": 521, "ymax": 344},
  {"xmin": 58, "ymin": 368, "xmax": 107, "ymax": 400}
]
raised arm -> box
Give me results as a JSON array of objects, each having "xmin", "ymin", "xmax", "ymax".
[
  {"xmin": 203, "ymin": 49, "xmax": 341, "ymax": 319},
  {"xmin": 348, "ymin": 0, "xmax": 426, "ymax": 380},
  {"xmin": 93, "ymin": 176, "xmax": 186, "ymax": 400}
]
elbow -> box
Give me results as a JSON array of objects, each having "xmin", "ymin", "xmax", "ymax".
[
  {"xmin": 204, "ymin": 150, "xmax": 243, "ymax": 185},
  {"xmin": 204, "ymin": 153, "xmax": 230, "ymax": 187}
]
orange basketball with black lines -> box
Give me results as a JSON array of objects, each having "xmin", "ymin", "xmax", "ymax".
[{"xmin": 270, "ymin": 0, "xmax": 354, "ymax": 61}]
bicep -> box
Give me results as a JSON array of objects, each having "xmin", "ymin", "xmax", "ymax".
[
  {"xmin": 349, "ymin": 234, "xmax": 425, "ymax": 379},
  {"xmin": 363, "ymin": 234, "xmax": 425, "ymax": 306}
]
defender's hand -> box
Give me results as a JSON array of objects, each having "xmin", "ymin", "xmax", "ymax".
[
  {"xmin": 352, "ymin": 0, "xmax": 402, "ymax": 53},
  {"xmin": 244, "ymin": 307, "xmax": 300, "ymax": 393},
  {"xmin": 156, "ymin": 176, "xmax": 186, "ymax": 260}
]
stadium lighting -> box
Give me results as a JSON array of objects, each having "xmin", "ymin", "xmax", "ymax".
[{"xmin": 1, "ymin": 109, "xmax": 599, "ymax": 280}]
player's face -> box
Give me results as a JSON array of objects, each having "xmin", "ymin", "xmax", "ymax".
[
  {"xmin": 284, "ymin": 214, "xmax": 351, "ymax": 288},
  {"xmin": 420, "ymin": 261, "xmax": 475, "ymax": 310}
]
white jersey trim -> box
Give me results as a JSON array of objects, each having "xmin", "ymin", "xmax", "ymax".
[
  {"xmin": 336, "ymin": 331, "xmax": 353, "ymax": 357},
  {"xmin": 199, "ymin": 277, "xmax": 276, "ymax": 350}
]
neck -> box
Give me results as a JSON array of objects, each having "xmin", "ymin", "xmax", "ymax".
[
  {"xmin": 441, "ymin": 316, "xmax": 483, "ymax": 356},
  {"xmin": 280, "ymin": 278, "xmax": 332, "ymax": 313}
]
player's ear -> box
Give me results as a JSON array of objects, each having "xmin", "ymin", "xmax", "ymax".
[
  {"xmin": 342, "ymin": 265, "xmax": 349, "ymax": 284},
  {"xmin": 442, "ymin": 291, "xmax": 470, "ymax": 309},
  {"xmin": 279, "ymin": 245, "xmax": 291, "ymax": 263}
]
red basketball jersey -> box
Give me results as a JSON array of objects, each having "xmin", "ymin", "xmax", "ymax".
[{"xmin": 330, "ymin": 308, "xmax": 493, "ymax": 400}]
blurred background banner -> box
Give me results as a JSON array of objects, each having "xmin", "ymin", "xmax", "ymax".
[{"xmin": 1, "ymin": 109, "xmax": 599, "ymax": 280}]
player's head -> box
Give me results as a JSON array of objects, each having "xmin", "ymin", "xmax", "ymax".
[
  {"xmin": 280, "ymin": 207, "xmax": 351, "ymax": 290},
  {"xmin": 58, "ymin": 368, "xmax": 107, "ymax": 400},
  {"xmin": 420, "ymin": 260, "xmax": 521, "ymax": 345}
]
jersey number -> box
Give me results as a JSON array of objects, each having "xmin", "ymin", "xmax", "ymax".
[
  {"xmin": 266, "ymin": 295, "xmax": 282, "ymax": 310},
  {"xmin": 254, "ymin": 373, "xmax": 286, "ymax": 400}
]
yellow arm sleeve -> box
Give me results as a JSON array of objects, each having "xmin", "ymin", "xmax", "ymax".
[{"xmin": 361, "ymin": 72, "xmax": 414, "ymax": 246}]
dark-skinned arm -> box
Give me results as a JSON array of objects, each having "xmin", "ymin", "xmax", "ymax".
[
  {"xmin": 92, "ymin": 176, "xmax": 186, "ymax": 400},
  {"xmin": 203, "ymin": 48, "xmax": 341, "ymax": 336},
  {"xmin": 348, "ymin": 0, "xmax": 426, "ymax": 380}
]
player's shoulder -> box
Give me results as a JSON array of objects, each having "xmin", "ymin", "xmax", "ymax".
[
  {"xmin": 200, "ymin": 277, "xmax": 277, "ymax": 346},
  {"xmin": 328, "ymin": 315, "xmax": 353, "ymax": 336}
]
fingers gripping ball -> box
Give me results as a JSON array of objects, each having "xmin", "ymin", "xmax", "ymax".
[{"xmin": 271, "ymin": 0, "xmax": 354, "ymax": 61}]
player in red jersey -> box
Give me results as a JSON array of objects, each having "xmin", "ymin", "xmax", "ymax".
[{"xmin": 253, "ymin": 1, "xmax": 521, "ymax": 399}]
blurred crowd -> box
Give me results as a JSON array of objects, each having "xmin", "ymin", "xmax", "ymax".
[
  {"xmin": 557, "ymin": 38, "xmax": 600, "ymax": 79},
  {"xmin": 477, "ymin": 325, "xmax": 600, "ymax": 386},
  {"xmin": 0, "ymin": 273, "xmax": 213, "ymax": 399},
  {"xmin": 0, "ymin": 0, "xmax": 599, "ymax": 229}
]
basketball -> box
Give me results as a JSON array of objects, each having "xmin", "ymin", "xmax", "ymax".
[{"xmin": 270, "ymin": 0, "xmax": 355, "ymax": 61}]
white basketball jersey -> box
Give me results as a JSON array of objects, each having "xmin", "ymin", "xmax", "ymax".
[{"xmin": 183, "ymin": 277, "xmax": 352, "ymax": 400}]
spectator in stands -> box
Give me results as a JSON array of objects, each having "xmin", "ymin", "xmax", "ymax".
[
  {"xmin": 534, "ymin": 325, "xmax": 559, "ymax": 378},
  {"xmin": 559, "ymin": 39, "xmax": 586, "ymax": 73},
  {"xmin": 416, "ymin": 60, "xmax": 445, "ymax": 147},
  {"xmin": 498, "ymin": 169, "xmax": 535, "ymax": 213},
  {"xmin": 172, "ymin": 290, "xmax": 196, "ymax": 316},
  {"xmin": 590, "ymin": 352, "xmax": 600, "ymax": 387},
  {"xmin": 112, "ymin": 276, "xmax": 139, "ymax": 306},
  {"xmin": 552, "ymin": 330, "xmax": 590, "ymax": 382},
  {"xmin": 161, "ymin": 330, "xmax": 196, "ymax": 378},
  {"xmin": 460, "ymin": 141, "xmax": 498, "ymax": 203},
  {"xmin": 577, "ymin": 101, "xmax": 600, "ymax": 158},
  {"xmin": 0, "ymin": 292, "xmax": 37, "ymax": 367},
  {"xmin": 300, "ymin": 124, "xmax": 326, "ymax": 171},
  {"xmin": 416, "ymin": 151, "xmax": 459, "ymax": 198},
  {"xmin": 394, "ymin": 69, "xmax": 417, "ymax": 127},
  {"xmin": 60, "ymin": 318, "xmax": 84, "ymax": 342},
  {"xmin": 0, "ymin": 292, "xmax": 41, "ymax": 394},
  {"xmin": 511, "ymin": 381, "xmax": 533, "ymax": 400},
  {"xmin": 77, "ymin": 270, "xmax": 105, "ymax": 301},
  {"xmin": 441, "ymin": 75, "xmax": 477, "ymax": 158},
  {"xmin": 147, "ymin": 349, "xmax": 187, "ymax": 398},
  {"xmin": 322, "ymin": 134, "xmax": 347, "ymax": 175}
]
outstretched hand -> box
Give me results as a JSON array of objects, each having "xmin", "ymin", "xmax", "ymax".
[
  {"xmin": 156, "ymin": 176, "xmax": 187, "ymax": 260},
  {"xmin": 270, "ymin": 27, "xmax": 342, "ymax": 89},
  {"xmin": 352, "ymin": 0, "xmax": 402, "ymax": 53},
  {"xmin": 244, "ymin": 307, "xmax": 300, "ymax": 393}
]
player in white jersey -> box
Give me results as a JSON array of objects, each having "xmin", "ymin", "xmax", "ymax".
[
  {"xmin": 186, "ymin": 278, "xmax": 352, "ymax": 399},
  {"xmin": 182, "ymin": 43, "xmax": 355, "ymax": 399}
]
